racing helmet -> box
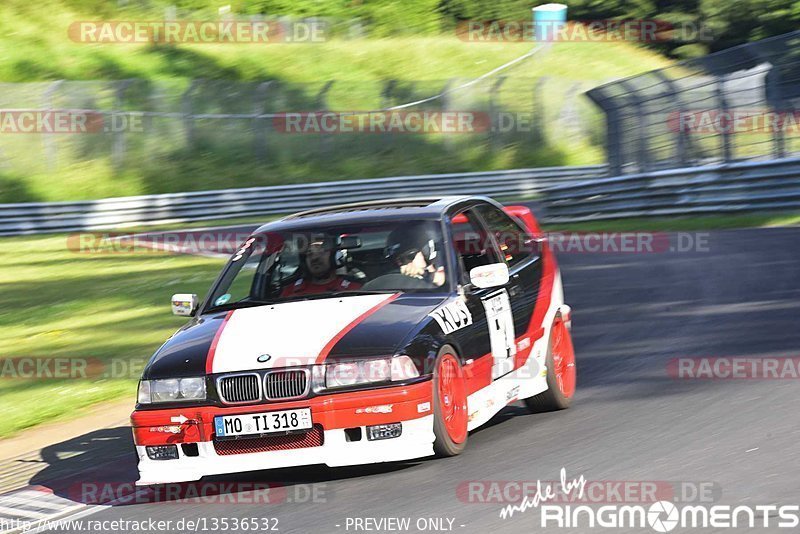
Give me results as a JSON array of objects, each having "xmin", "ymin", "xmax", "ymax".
[{"xmin": 384, "ymin": 222, "xmax": 439, "ymax": 265}]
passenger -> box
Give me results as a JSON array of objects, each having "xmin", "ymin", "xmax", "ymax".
[{"xmin": 384, "ymin": 224, "xmax": 446, "ymax": 287}]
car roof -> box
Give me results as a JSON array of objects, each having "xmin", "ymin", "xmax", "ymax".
[{"xmin": 254, "ymin": 196, "xmax": 496, "ymax": 233}]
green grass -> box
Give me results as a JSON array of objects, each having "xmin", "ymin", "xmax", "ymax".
[
  {"xmin": 0, "ymin": 0, "xmax": 672, "ymax": 203},
  {"xmin": 0, "ymin": 234, "xmax": 225, "ymax": 438},
  {"xmin": 0, "ymin": 0, "xmax": 671, "ymax": 83}
]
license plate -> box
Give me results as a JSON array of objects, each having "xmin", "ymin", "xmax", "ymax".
[{"xmin": 214, "ymin": 408, "xmax": 312, "ymax": 438}]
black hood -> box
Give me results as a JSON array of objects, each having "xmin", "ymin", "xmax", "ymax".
[{"xmin": 142, "ymin": 294, "xmax": 448, "ymax": 379}]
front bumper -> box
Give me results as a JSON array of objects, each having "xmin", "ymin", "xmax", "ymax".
[{"xmin": 131, "ymin": 380, "xmax": 434, "ymax": 485}]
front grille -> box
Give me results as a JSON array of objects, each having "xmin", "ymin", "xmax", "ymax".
[
  {"xmin": 214, "ymin": 425, "xmax": 324, "ymax": 455},
  {"xmin": 264, "ymin": 369, "xmax": 309, "ymax": 400},
  {"xmin": 217, "ymin": 373, "xmax": 261, "ymax": 404}
]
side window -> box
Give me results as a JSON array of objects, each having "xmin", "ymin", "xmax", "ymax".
[
  {"xmin": 474, "ymin": 205, "xmax": 535, "ymax": 268},
  {"xmin": 450, "ymin": 210, "xmax": 500, "ymax": 283}
]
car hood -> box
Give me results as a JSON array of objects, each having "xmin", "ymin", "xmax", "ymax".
[{"xmin": 144, "ymin": 293, "xmax": 448, "ymax": 379}]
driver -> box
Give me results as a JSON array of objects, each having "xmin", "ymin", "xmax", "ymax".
[
  {"xmin": 281, "ymin": 238, "xmax": 361, "ymax": 296},
  {"xmin": 385, "ymin": 224, "xmax": 446, "ymax": 287}
]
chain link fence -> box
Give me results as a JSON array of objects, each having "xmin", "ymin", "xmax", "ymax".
[
  {"xmin": 587, "ymin": 31, "xmax": 800, "ymax": 175},
  {"xmin": 0, "ymin": 76, "xmax": 601, "ymax": 202}
]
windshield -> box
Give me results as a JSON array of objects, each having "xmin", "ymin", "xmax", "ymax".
[{"xmin": 205, "ymin": 220, "xmax": 448, "ymax": 311}]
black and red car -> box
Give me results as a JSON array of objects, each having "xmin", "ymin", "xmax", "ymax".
[{"xmin": 132, "ymin": 196, "xmax": 576, "ymax": 484}]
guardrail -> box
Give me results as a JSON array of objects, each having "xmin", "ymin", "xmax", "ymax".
[
  {"xmin": 0, "ymin": 165, "xmax": 607, "ymax": 236},
  {"xmin": 543, "ymin": 157, "xmax": 800, "ymax": 222}
]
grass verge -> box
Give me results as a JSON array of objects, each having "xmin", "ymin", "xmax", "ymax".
[{"xmin": 0, "ymin": 234, "xmax": 225, "ymax": 438}]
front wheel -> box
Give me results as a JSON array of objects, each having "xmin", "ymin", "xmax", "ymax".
[
  {"xmin": 432, "ymin": 346, "xmax": 468, "ymax": 457},
  {"xmin": 524, "ymin": 315, "xmax": 576, "ymax": 412}
]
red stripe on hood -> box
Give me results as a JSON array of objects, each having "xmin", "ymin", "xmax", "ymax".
[
  {"xmin": 206, "ymin": 310, "xmax": 234, "ymax": 374},
  {"xmin": 315, "ymin": 293, "xmax": 401, "ymax": 364}
]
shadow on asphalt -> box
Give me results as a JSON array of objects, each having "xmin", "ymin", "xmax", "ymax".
[{"xmin": 26, "ymin": 426, "xmax": 423, "ymax": 507}]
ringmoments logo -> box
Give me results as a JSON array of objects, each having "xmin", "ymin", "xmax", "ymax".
[
  {"xmin": 495, "ymin": 468, "xmax": 800, "ymax": 531},
  {"xmin": 540, "ymin": 501, "xmax": 800, "ymax": 530}
]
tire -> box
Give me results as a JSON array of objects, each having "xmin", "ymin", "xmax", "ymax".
[
  {"xmin": 524, "ymin": 315, "xmax": 576, "ymax": 412},
  {"xmin": 432, "ymin": 345, "xmax": 469, "ymax": 457}
]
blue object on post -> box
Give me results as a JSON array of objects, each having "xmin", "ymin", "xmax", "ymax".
[{"xmin": 532, "ymin": 3, "xmax": 568, "ymax": 42}]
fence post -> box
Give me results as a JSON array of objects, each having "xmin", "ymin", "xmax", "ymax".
[
  {"xmin": 619, "ymin": 80, "xmax": 649, "ymax": 172},
  {"xmin": 715, "ymin": 76, "xmax": 733, "ymax": 163},
  {"xmin": 181, "ymin": 79, "xmax": 202, "ymax": 150},
  {"xmin": 764, "ymin": 67, "xmax": 787, "ymax": 159},
  {"xmin": 112, "ymin": 79, "xmax": 133, "ymax": 172},
  {"xmin": 253, "ymin": 81, "xmax": 272, "ymax": 162},
  {"xmin": 558, "ymin": 82, "xmax": 583, "ymax": 138},
  {"xmin": 652, "ymin": 71, "xmax": 691, "ymax": 167},
  {"xmin": 42, "ymin": 80, "xmax": 63, "ymax": 172},
  {"xmin": 531, "ymin": 77, "xmax": 547, "ymax": 146},
  {"xmin": 316, "ymin": 81, "xmax": 335, "ymax": 156},
  {"xmin": 585, "ymin": 86, "xmax": 622, "ymax": 176},
  {"xmin": 488, "ymin": 77, "xmax": 506, "ymax": 151},
  {"xmin": 441, "ymin": 79, "xmax": 455, "ymax": 151},
  {"xmin": 380, "ymin": 80, "xmax": 398, "ymax": 149}
]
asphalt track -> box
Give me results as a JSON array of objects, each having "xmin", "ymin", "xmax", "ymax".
[{"xmin": 19, "ymin": 226, "xmax": 800, "ymax": 534}]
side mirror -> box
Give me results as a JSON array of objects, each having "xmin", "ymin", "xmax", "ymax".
[
  {"xmin": 171, "ymin": 293, "xmax": 198, "ymax": 316},
  {"xmin": 469, "ymin": 263, "xmax": 510, "ymax": 289}
]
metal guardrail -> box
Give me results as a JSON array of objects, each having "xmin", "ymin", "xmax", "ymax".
[
  {"xmin": 6, "ymin": 157, "xmax": 798, "ymax": 235},
  {"xmin": 543, "ymin": 157, "xmax": 800, "ymax": 222},
  {"xmin": 0, "ymin": 165, "xmax": 607, "ymax": 236}
]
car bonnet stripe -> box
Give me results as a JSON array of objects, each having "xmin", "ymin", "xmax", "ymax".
[
  {"xmin": 209, "ymin": 294, "xmax": 399, "ymax": 373},
  {"xmin": 315, "ymin": 293, "xmax": 401, "ymax": 364},
  {"xmin": 205, "ymin": 310, "xmax": 234, "ymax": 374}
]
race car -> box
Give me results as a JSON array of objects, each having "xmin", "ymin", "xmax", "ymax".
[{"xmin": 131, "ymin": 196, "xmax": 576, "ymax": 485}]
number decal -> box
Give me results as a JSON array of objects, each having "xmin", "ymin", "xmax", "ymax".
[
  {"xmin": 429, "ymin": 298, "xmax": 473, "ymax": 334},
  {"xmin": 232, "ymin": 237, "xmax": 257, "ymax": 262},
  {"xmin": 482, "ymin": 289, "xmax": 516, "ymax": 379}
]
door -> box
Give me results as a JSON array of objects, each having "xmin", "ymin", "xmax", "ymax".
[
  {"xmin": 449, "ymin": 209, "xmax": 516, "ymax": 379},
  {"xmin": 472, "ymin": 203, "xmax": 543, "ymax": 343}
]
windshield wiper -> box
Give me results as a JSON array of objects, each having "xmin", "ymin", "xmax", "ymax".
[
  {"xmin": 204, "ymin": 291, "xmax": 395, "ymax": 312},
  {"xmin": 204, "ymin": 299, "xmax": 277, "ymax": 313}
]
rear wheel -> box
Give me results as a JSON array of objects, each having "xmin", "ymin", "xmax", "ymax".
[
  {"xmin": 432, "ymin": 346, "xmax": 468, "ymax": 457},
  {"xmin": 524, "ymin": 315, "xmax": 576, "ymax": 412}
]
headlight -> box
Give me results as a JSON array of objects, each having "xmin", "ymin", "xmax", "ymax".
[
  {"xmin": 138, "ymin": 377, "xmax": 206, "ymax": 404},
  {"xmin": 325, "ymin": 356, "xmax": 419, "ymax": 389}
]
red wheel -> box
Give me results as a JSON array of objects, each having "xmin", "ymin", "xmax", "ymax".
[
  {"xmin": 432, "ymin": 347, "xmax": 468, "ymax": 456},
  {"xmin": 524, "ymin": 314, "xmax": 576, "ymax": 412},
  {"xmin": 551, "ymin": 317, "xmax": 576, "ymax": 398}
]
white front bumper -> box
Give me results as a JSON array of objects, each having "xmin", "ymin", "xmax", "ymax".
[{"xmin": 136, "ymin": 415, "xmax": 435, "ymax": 485}]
